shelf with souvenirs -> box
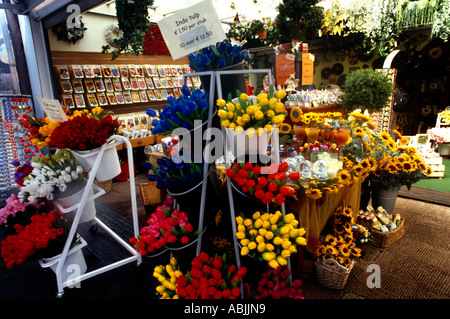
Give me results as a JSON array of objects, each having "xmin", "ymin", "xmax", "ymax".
[{"xmin": 53, "ymin": 63, "xmax": 201, "ymax": 112}]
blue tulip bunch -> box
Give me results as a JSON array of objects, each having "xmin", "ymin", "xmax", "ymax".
[
  {"xmin": 144, "ymin": 157, "xmax": 204, "ymax": 192},
  {"xmin": 147, "ymin": 86, "xmax": 210, "ymax": 135},
  {"xmin": 188, "ymin": 41, "xmax": 248, "ymax": 71}
]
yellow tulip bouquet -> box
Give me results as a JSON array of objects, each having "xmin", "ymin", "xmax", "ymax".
[
  {"xmin": 216, "ymin": 86, "xmax": 288, "ymax": 137},
  {"xmin": 236, "ymin": 210, "xmax": 307, "ymax": 269},
  {"xmin": 153, "ymin": 256, "xmax": 184, "ymax": 299}
]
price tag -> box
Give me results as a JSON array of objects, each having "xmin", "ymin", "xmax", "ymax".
[
  {"xmin": 157, "ymin": 0, "xmax": 226, "ymax": 60},
  {"xmin": 37, "ymin": 98, "xmax": 68, "ymax": 122}
]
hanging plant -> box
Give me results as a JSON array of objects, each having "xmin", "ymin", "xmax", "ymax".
[
  {"xmin": 431, "ymin": 0, "xmax": 450, "ymax": 41},
  {"xmin": 102, "ymin": 0, "xmax": 154, "ymax": 60},
  {"xmin": 51, "ymin": 16, "xmax": 87, "ymax": 45}
]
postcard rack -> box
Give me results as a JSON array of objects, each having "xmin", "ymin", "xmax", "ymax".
[{"xmin": 50, "ymin": 135, "xmax": 142, "ymax": 298}]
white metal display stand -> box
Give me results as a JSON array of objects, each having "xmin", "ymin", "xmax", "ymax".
[
  {"xmin": 50, "ymin": 135, "xmax": 142, "ymax": 298},
  {"xmin": 182, "ymin": 69, "xmax": 292, "ymax": 298}
]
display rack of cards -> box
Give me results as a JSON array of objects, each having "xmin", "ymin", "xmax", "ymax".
[{"xmin": 0, "ymin": 95, "xmax": 41, "ymax": 191}]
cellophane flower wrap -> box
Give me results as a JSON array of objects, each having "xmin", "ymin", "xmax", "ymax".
[
  {"xmin": 216, "ymin": 86, "xmax": 287, "ymax": 135},
  {"xmin": 427, "ymin": 127, "xmax": 450, "ymax": 144},
  {"xmin": 236, "ymin": 210, "xmax": 307, "ymax": 269},
  {"xmin": 148, "ymin": 86, "xmax": 210, "ymax": 135},
  {"xmin": 188, "ymin": 41, "xmax": 248, "ymax": 71},
  {"xmin": 316, "ymin": 204, "xmax": 362, "ymax": 269},
  {"xmin": 244, "ymin": 266, "xmax": 304, "ymax": 299},
  {"xmin": 130, "ymin": 197, "xmax": 200, "ymax": 255},
  {"xmin": 18, "ymin": 149, "xmax": 85, "ymax": 203},
  {"xmin": 46, "ymin": 107, "xmax": 120, "ymax": 151},
  {"xmin": 1, "ymin": 209, "xmax": 78, "ymax": 268},
  {"xmin": 144, "ymin": 156, "xmax": 203, "ymax": 192},
  {"xmin": 226, "ymin": 160, "xmax": 296, "ymax": 205}
]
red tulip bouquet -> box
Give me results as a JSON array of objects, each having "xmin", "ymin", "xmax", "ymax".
[
  {"xmin": 130, "ymin": 196, "xmax": 200, "ymax": 255},
  {"xmin": 226, "ymin": 160, "xmax": 296, "ymax": 205}
]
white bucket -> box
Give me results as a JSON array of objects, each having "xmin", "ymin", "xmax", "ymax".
[
  {"xmin": 70, "ymin": 145, "xmax": 121, "ymax": 181},
  {"xmin": 54, "ymin": 182, "xmax": 96, "ymax": 224},
  {"xmin": 39, "ymin": 237, "xmax": 87, "ymax": 285}
]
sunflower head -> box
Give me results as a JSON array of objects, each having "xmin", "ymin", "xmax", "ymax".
[
  {"xmin": 277, "ymin": 123, "xmax": 292, "ymax": 134},
  {"xmin": 289, "ymin": 107, "xmax": 303, "ymax": 123}
]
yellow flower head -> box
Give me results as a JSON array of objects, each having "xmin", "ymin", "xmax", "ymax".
[
  {"xmin": 289, "ymin": 107, "xmax": 302, "ymax": 122},
  {"xmin": 239, "ymin": 93, "xmax": 248, "ymax": 101},
  {"xmin": 275, "ymin": 90, "xmax": 286, "ymax": 100}
]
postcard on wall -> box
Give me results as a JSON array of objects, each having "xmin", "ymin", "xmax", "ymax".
[
  {"xmin": 138, "ymin": 78, "xmax": 147, "ymax": 90},
  {"xmin": 115, "ymin": 92, "xmax": 125, "ymax": 104},
  {"xmin": 121, "ymin": 77, "xmax": 131, "ymax": 90},
  {"xmin": 119, "ymin": 65, "xmax": 129, "ymax": 77},
  {"xmin": 131, "ymin": 91, "xmax": 141, "ymax": 103},
  {"xmin": 86, "ymin": 93, "xmax": 99, "ymax": 107},
  {"xmin": 128, "ymin": 65, "xmax": 138, "ymax": 77},
  {"xmin": 92, "ymin": 65, "xmax": 102, "ymax": 77},
  {"xmin": 62, "ymin": 94, "xmax": 74, "ymax": 108},
  {"xmin": 71, "ymin": 65, "xmax": 84, "ymax": 78},
  {"xmin": 147, "ymin": 90, "xmax": 156, "ymax": 101},
  {"xmin": 139, "ymin": 90, "xmax": 149, "ymax": 102},
  {"xmin": 104, "ymin": 78, "xmax": 114, "ymax": 92},
  {"xmin": 94, "ymin": 79, "xmax": 106, "ymax": 92},
  {"xmin": 60, "ymin": 80, "xmax": 73, "ymax": 93},
  {"xmin": 56, "ymin": 65, "xmax": 70, "ymax": 79},
  {"xmin": 136, "ymin": 65, "xmax": 145, "ymax": 77},
  {"xmin": 72, "ymin": 80, "xmax": 84, "ymax": 93},
  {"xmin": 106, "ymin": 92, "xmax": 117, "ymax": 105},
  {"xmin": 123, "ymin": 91, "xmax": 133, "ymax": 104},
  {"xmin": 83, "ymin": 65, "xmax": 95, "ymax": 78},
  {"xmin": 96, "ymin": 92, "xmax": 108, "ymax": 106},
  {"xmin": 112, "ymin": 78, "xmax": 123, "ymax": 91},
  {"xmin": 74, "ymin": 94, "xmax": 86, "ymax": 108},
  {"xmin": 102, "ymin": 65, "xmax": 112, "ymax": 77},
  {"xmin": 145, "ymin": 77, "xmax": 155, "ymax": 89},
  {"xmin": 84, "ymin": 79, "xmax": 96, "ymax": 93},
  {"xmin": 110, "ymin": 65, "xmax": 120, "ymax": 77},
  {"xmin": 130, "ymin": 78, "xmax": 139, "ymax": 90}
]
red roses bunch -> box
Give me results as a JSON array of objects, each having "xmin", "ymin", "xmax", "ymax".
[
  {"xmin": 130, "ymin": 197, "xmax": 199, "ymax": 256},
  {"xmin": 1, "ymin": 211, "xmax": 65, "ymax": 268},
  {"xmin": 243, "ymin": 266, "xmax": 304, "ymax": 299},
  {"xmin": 226, "ymin": 161, "xmax": 296, "ymax": 205},
  {"xmin": 143, "ymin": 25, "xmax": 170, "ymax": 55},
  {"xmin": 47, "ymin": 113, "xmax": 119, "ymax": 151},
  {"xmin": 176, "ymin": 252, "xmax": 247, "ymax": 299}
]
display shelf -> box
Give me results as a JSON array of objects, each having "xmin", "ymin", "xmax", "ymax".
[{"xmin": 49, "ymin": 135, "xmax": 141, "ymax": 297}]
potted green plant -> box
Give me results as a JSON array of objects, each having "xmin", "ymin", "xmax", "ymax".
[{"xmin": 341, "ymin": 69, "xmax": 394, "ymax": 113}]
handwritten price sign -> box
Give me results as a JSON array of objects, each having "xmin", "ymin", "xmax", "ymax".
[{"xmin": 157, "ymin": 0, "xmax": 225, "ymax": 60}]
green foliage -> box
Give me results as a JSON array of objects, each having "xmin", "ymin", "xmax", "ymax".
[
  {"xmin": 275, "ymin": 0, "xmax": 324, "ymax": 42},
  {"xmin": 102, "ymin": 0, "xmax": 154, "ymax": 60},
  {"xmin": 341, "ymin": 69, "xmax": 394, "ymax": 113}
]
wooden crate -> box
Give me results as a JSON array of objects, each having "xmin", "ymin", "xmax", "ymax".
[{"xmin": 429, "ymin": 164, "xmax": 445, "ymax": 178}]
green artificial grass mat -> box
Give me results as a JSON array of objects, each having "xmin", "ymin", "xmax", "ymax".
[{"xmin": 413, "ymin": 158, "xmax": 450, "ymax": 192}]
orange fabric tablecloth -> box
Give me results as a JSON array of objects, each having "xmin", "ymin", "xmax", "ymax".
[{"xmin": 287, "ymin": 180, "xmax": 361, "ymax": 254}]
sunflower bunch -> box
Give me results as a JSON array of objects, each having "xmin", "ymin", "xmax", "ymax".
[
  {"xmin": 288, "ymin": 108, "xmax": 343, "ymax": 126},
  {"xmin": 236, "ymin": 211, "xmax": 307, "ymax": 269},
  {"xmin": 216, "ymin": 86, "xmax": 287, "ymax": 136},
  {"xmin": 369, "ymin": 130, "xmax": 432, "ymax": 189},
  {"xmin": 153, "ymin": 257, "xmax": 184, "ymax": 299},
  {"xmin": 316, "ymin": 204, "xmax": 362, "ymax": 269}
]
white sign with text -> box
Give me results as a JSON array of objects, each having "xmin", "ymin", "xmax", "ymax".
[
  {"xmin": 37, "ymin": 98, "xmax": 68, "ymax": 122},
  {"xmin": 157, "ymin": 0, "xmax": 226, "ymax": 60}
]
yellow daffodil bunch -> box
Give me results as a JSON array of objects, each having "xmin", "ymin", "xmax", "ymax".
[
  {"xmin": 153, "ymin": 257, "xmax": 184, "ymax": 299},
  {"xmin": 216, "ymin": 86, "xmax": 287, "ymax": 136},
  {"xmin": 316, "ymin": 204, "xmax": 362, "ymax": 269},
  {"xmin": 236, "ymin": 210, "xmax": 307, "ymax": 269}
]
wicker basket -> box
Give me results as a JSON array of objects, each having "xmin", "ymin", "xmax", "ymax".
[
  {"xmin": 371, "ymin": 217, "xmax": 405, "ymax": 248},
  {"xmin": 140, "ymin": 181, "xmax": 163, "ymax": 206},
  {"xmin": 315, "ymin": 258, "xmax": 355, "ymax": 289}
]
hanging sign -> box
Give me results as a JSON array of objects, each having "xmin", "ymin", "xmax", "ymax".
[
  {"xmin": 301, "ymin": 53, "xmax": 314, "ymax": 86},
  {"xmin": 275, "ymin": 54, "xmax": 296, "ymax": 86},
  {"xmin": 157, "ymin": 0, "xmax": 226, "ymax": 60},
  {"xmin": 37, "ymin": 98, "xmax": 68, "ymax": 122}
]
